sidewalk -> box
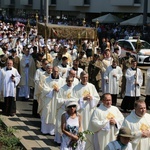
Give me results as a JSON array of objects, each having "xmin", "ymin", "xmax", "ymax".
[
  {"xmin": 0, "ymin": 86, "xmax": 147, "ymax": 150},
  {"xmin": 1, "ymin": 99, "xmax": 60, "ymax": 150}
]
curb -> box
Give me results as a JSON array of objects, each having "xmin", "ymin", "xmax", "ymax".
[
  {"xmin": 0, "ymin": 111, "xmax": 59, "ymax": 150},
  {"xmin": 0, "ymin": 116, "xmax": 26, "ymax": 150}
]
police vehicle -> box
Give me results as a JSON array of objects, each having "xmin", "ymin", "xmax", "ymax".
[{"xmin": 118, "ymin": 37, "xmax": 150, "ymax": 64}]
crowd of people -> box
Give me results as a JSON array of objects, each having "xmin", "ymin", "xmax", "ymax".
[{"xmin": 0, "ymin": 20, "xmax": 150, "ymax": 150}]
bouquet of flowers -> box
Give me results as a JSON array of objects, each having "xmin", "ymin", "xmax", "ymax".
[{"xmin": 68, "ymin": 129, "xmax": 94, "ymax": 150}]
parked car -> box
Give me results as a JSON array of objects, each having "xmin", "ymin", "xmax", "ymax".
[{"xmin": 118, "ymin": 37, "xmax": 150, "ymax": 64}]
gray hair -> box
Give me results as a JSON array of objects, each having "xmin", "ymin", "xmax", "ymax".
[
  {"xmin": 46, "ymin": 63, "xmax": 53, "ymax": 68},
  {"xmin": 80, "ymin": 71, "xmax": 88, "ymax": 78}
]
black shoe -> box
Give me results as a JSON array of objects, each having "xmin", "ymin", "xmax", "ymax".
[
  {"xmin": 25, "ymin": 98, "xmax": 29, "ymax": 101},
  {"xmin": 32, "ymin": 113, "xmax": 40, "ymax": 118},
  {"xmin": 126, "ymin": 110, "xmax": 131, "ymax": 113},
  {"xmin": 120, "ymin": 108, "xmax": 127, "ymax": 113},
  {"xmin": 10, "ymin": 113, "xmax": 16, "ymax": 116}
]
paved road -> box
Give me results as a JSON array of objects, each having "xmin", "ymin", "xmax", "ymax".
[
  {"xmin": 14, "ymin": 88, "xmax": 147, "ymax": 150},
  {"xmin": 0, "ymin": 75, "xmax": 148, "ymax": 149},
  {"xmin": 16, "ymin": 98, "xmax": 60, "ymax": 150}
]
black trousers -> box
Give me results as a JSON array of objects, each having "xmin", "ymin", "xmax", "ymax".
[
  {"xmin": 4, "ymin": 97, "xmax": 16, "ymax": 116},
  {"xmin": 111, "ymin": 94, "xmax": 117, "ymax": 106},
  {"xmin": 145, "ymin": 95, "xmax": 150, "ymax": 109},
  {"xmin": 0, "ymin": 101, "xmax": 4, "ymax": 113},
  {"xmin": 121, "ymin": 96, "xmax": 139, "ymax": 111},
  {"xmin": 32, "ymin": 100, "xmax": 39, "ymax": 117}
]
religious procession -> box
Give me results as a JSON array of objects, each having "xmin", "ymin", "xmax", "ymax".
[{"xmin": 0, "ymin": 15, "xmax": 150, "ymax": 150}]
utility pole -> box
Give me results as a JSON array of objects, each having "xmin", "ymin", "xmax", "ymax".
[
  {"xmin": 40, "ymin": 0, "xmax": 43, "ymax": 21},
  {"xmin": 46, "ymin": 0, "xmax": 49, "ymax": 24},
  {"xmin": 43, "ymin": 0, "xmax": 49, "ymax": 24},
  {"xmin": 143, "ymin": 0, "xmax": 148, "ymax": 26}
]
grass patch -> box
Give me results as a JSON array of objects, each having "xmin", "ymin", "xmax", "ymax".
[{"xmin": 0, "ymin": 117, "xmax": 24, "ymax": 150}]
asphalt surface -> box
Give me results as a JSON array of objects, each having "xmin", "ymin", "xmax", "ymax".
[{"xmin": 0, "ymin": 84, "xmax": 148, "ymax": 150}]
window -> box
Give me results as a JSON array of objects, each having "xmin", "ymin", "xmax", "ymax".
[
  {"xmin": 118, "ymin": 41, "xmax": 124, "ymax": 48},
  {"xmin": 134, "ymin": 0, "xmax": 141, "ymax": 4},
  {"xmin": 10, "ymin": 0, "xmax": 15, "ymax": 5},
  {"xmin": 124, "ymin": 41, "xmax": 133, "ymax": 51},
  {"xmin": 51, "ymin": 0, "xmax": 56, "ymax": 5},
  {"xmin": 84, "ymin": 0, "xmax": 90, "ymax": 5},
  {"xmin": 28, "ymin": 0, "xmax": 33, "ymax": 5},
  {"xmin": 132, "ymin": 41, "xmax": 150, "ymax": 49}
]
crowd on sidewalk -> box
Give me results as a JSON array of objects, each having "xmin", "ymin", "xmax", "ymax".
[{"xmin": 0, "ymin": 20, "xmax": 150, "ymax": 150}]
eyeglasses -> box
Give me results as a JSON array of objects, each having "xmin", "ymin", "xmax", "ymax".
[
  {"xmin": 68, "ymin": 105, "xmax": 76, "ymax": 108},
  {"xmin": 67, "ymin": 80, "xmax": 73, "ymax": 82}
]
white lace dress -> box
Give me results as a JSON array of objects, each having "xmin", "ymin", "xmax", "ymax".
[{"xmin": 60, "ymin": 113, "xmax": 85, "ymax": 150}]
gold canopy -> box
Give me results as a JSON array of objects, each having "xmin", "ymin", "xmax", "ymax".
[{"xmin": 38, "ymin": 23, "xmax": 96, "ymax": 40}]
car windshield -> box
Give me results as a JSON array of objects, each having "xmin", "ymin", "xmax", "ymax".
[{"xmin": 132, "ymin": 41, "xmax": 150, "ymax": 49}]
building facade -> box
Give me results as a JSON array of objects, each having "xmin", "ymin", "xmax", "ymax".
[{"xmin": 0, "ymin": 0, "xmax": 149, "ymax": 20}]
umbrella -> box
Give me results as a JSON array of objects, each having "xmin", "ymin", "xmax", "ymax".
[
  {"xmin": 120, "ymin": 14, "xmax": 150, "ymax": 26},
  {"xmin": 92, "ymin": 13, "xmax": 123, "ymax": 23}
]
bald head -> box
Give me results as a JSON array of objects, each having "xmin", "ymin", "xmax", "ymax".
[
  {"xmin": 7, "ymin": 59, "xmax": 13, "ymax": 68},
  {"xmin": 69, "ymin": 69, "xmax": 76, "ymax": 78},
  {"xmin": 52, "ymin": 66, "xmax": 59, "ymax": 78}
]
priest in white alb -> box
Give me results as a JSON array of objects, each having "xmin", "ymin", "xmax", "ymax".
[
  {"xmin": 36, "ymin": 63, "xmax": 53, "ymax": 116},
  {"xmin": 88, "ymin": 93, "xmax": 124, "ymax": 150},
  {"xmin": 123, "ymin": 100, "xmax": 150, "ymax": 150},
  {"xmin": 41, "ymin": 66, "xmax": 64, "ymax": 135},
  {"xmin": 68, "ymin": 69, "xmax": 79, "ymax": 86},
  {"xmin": 54, "ymin": 76, "xmax": 75, "ymax": 144},
  {"xmin": 72, "ymin": 71, "xmax": 100, "ymax": 131},
  {"xmin": 19, "ymin": 46, "xmax": 36, "ymax": 100},
  {"xmin": 32, "ymin": 58, "xmax": 48, "ymax": 117}
]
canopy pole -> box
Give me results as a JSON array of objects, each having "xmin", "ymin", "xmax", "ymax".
[{"xmin": 44, "ymin": 16, "xmax": 48, "ymax": 60}]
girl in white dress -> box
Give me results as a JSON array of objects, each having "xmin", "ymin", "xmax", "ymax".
[{"xmin": 60, "ymin": 101, "xmax": 85, "ymax": 150}]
